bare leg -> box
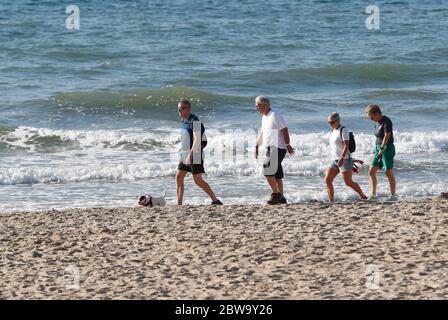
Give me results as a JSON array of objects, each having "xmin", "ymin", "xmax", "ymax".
[
  {"xmin": 385, "ymin": 169, "xmax": 396, "ymax": 196},
  {"xmin": 325, "ymin": 167, "xmax": 339, "ymax": 203},
  {"xmin": 368, "ymin": 166, "xmax": 379, "ymax": 195},
  {"xmin": 265, "ymin": 176, "xmax": 280, "ymax": 194},
  {"xmin": 342, "ymin": 170, "xmax": 367, "ymax": 200},
  {"xmin": 176, "ymin": 170, "xmax": 187, "ymax": 205},
  {"xmin": 276, "ymin": 179, "xmax": 283, "ymax": 196},
  {"xmin": 193, "ymin": 174, "xmax": 217, "ymax": 202}
]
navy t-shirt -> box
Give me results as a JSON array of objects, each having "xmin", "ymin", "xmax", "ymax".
[
  {"xmin": 180, "ymin": 114, "xmax": 206, "ymax": 151},
  {"xmin": 374, "ymin": 115, "xmax": 394, "ymax": 145}
]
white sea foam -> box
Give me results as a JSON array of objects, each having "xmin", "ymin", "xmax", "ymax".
[
  {"xmin": 0, "ymin": 162, "xmax": 178, "ymax": 185},
  {"xmin": 2, "ymin": 126, "xmax": 448, "ymax": 154},
  {"xmin": 1, "ymin": 126, "xmax": 447, "ymax": 185}
]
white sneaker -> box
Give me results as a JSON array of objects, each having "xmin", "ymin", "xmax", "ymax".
[
  {"xmin": 369, "ymin": 194, "xmax": 378, "ymax": 201},
  {"xmin": 386, "ymin": 195, "xmax": 398, "ymax": 202}
]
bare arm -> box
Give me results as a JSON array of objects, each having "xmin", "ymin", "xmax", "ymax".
[
  {"xmin": 281, "ymin": 127, "xmax": 295, "ymax": 155},
  {"xmin": 281, "ymin": 127, "xmax": 290, "ymax": 145},
  {"xmin": 191, "ymin": 130, "xmax": 201, "ymax": 152},
  {"xmin": 340, "ymin": 140, "xmax": 350, "ymax": 159},
  {"xmin": 379, "ymin": 117, "xmax": 393, "ymax": 153},
  {"xmin": 337, "ymin": 140, "xmax": 350, "ymax": 166},
  {"xmin": 381, "ymin": 132, "xmax": 392, "ymax": 149},
  {"xmin": 376, "ymin": 132, "xmax": 392, "ymax": 159},
  {"xmin": 255, "ymin": 131, "xmax": 263, "ymax": 158},
  {"xmin": 256, "ymin": 131, "xmax": 263, "ymax": 148},
  {"xmin": 186, "ymin": 130, "xmax": 201, "ymax": 164}
]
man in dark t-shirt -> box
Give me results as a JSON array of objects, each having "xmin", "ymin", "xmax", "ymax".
[
  {"xmin": 366, "ymin": 104, "xmax": 397, "ymax": 202},
  {"xmin": 179, "ymin": 113, "xmax": 206, "ymax": 174},
  {"xmin": 374, "ymin": 115, "xmax": 394, "ymax": 145},
  {"xmin": 176, "ymin": 99, "xmax": 223, "ymax": 206}
]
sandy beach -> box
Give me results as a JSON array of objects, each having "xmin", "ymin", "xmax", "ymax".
[{"xmin": 1, "ymin": 196, "xmax": 447, "ymax": 300}]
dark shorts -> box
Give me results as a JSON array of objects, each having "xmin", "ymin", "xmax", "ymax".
[
  {"xmin": 178, "ymin": 161, "xmax": 205, "ymax": 175},
  {"xmin": 263, "ymin": 146, "xmax": 287, "ymax": 179}
]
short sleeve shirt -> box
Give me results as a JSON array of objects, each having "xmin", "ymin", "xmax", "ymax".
[
  {"xmin": 261, "ymin": 110, "xmax": 287, "ymax": 149},
  {"xmin": 329, "ymin": 126, "xmax": 350, "ymax": 160},
  {"xmin": 374, "ymin": 115, "xmax": 394, "ymax": 145}
]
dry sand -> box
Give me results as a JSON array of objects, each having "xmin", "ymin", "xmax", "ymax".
[{"xmin": 1, "ymin": 196, "xmax": 448, "ymax": 299}]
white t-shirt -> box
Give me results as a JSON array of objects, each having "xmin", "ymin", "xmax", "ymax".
[
  {"xmin": 261, "ymin": 110, "xmax": 287, "ymax": 149},
  {"xmin": 329, "ymin": 126, "xmax": 350, "ymax": 160}
]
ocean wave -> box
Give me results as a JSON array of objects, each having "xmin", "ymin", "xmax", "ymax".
[
  {"xmin": 1, "ymin": 126, "xmax": 448, "ymax": 155},
  {"xmin": 0, "ymin": 126, "xmax": 180, "ymax": 152},
  {"xmin": 243, "ymin": 63, "xmax": 448, "ymax": 85},
  {"xmin": 0, "ymin": 154, "xmax": 446, "ymax": 186},
  {"xmin": 0, "ymin": 158, "xmax": 349, "ymax": 185},
  {"xmin": 42, "ymin": 86, "xmax": 248, "ymax": 117},
  {"xmin": 0, "ymin": 162, "xmax": 178, "ymax": 185},
  {"xmin": 358, "ymin": 88, "xmax": 447, "ymax": 100},
  {"xmin": 1, "ymin": 126, "xmax": 448, "ymax": 185},
  {"xmin": 409, "ymin": 47, "xmax": 448, "ymax": 61}
]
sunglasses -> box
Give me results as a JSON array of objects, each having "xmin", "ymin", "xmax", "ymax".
[
  {"xmin": 178, "ymin": 107, "xmax": 190, "ymax": 113},
  {"xmin": 328, "ymin": 121, "xmax": 336, "ymax": 124}
]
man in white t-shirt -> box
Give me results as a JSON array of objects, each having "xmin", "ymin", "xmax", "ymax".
[
  {"xmin": 255, "ymin": 96, "xmax": 295, "ymax": 205},
  {"xmin": 325, "ymin": 112, "xmax": 367, "ymax": 203}
]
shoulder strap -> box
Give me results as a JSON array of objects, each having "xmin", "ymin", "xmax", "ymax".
[
  {"xmin": 340, "ymin": 126, "xmax": 345, "ymax": 139},
  {"xmin": 188, "ymin": 115, "xmax": 197, "ymax": 129},
  {"xmin": 188, "ymin": 116, "xmax": 205, "ymax": 134}
]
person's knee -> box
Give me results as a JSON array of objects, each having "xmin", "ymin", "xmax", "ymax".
[
  {"xmin": 385, "ymin": 169, "xmax": 394, "ymax": 177},
  {"xmin": 325, "ymin": 176, "xmax": 333, "ymax": 186},
  {"xmin": 176, "ymin": 172, "xmax": 185, "ymax": 184},
  {"xmin": 368, "ymin": 167, "xmax": 377, "ymax": 177}
]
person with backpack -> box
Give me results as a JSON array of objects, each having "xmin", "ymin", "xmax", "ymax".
[
  {"xmin": 324, "ymin": 112, "xmax": 368, "ymax": 203},
  {"xmin": 176, "ymin": 99, "xmax": 223, "ymax": 205}
]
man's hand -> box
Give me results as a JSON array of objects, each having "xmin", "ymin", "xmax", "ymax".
[
  {"xmin": 377, "ymin": 148, "xmax": 384, "ymax": 160},
  {"xmin": 286, "ymin": 145, "xmax": 295, "ymax": 155},
  {"xmin": 338, "ymin": 157, "xmax": 344, "ymax": 167},
  {"xmin": 255, "ymin": 145, "xmax": 259, "ymax": 159}
]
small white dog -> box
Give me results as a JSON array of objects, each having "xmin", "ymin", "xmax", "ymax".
[{"xmin": 138, "ymin": 190, "xmax": 167, "ymax": 207}]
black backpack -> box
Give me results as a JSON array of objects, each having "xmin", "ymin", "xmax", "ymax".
[
  {"xmin": 340, "ymin": 126, "xmax": 356, "ymax": 153},
  {"xmin": 201, "ymin": 128, "xmax": 208, "ymax": 148}
]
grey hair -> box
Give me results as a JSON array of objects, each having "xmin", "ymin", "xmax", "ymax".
[
  {"xmin": 255, "ymin": 96, "xmax": 270, "ymax": 107},
  {"xmin": 329, "ymin": 112, "xmax": 340, "ymax": 121}
]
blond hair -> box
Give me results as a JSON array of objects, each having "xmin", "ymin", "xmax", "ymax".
[{"xmin": 365, "ymin": 104, "xmax": 382, "ymax": 116}]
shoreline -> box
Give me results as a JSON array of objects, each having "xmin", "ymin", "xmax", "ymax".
[
  {"xmin": 1, "ymin": 194, "xmax": 444, "ymax": 215},
  {"xmin": 0, "ymin": 195, "xmax": 447, "ymax": 299}
]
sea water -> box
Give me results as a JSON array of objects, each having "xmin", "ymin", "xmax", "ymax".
[{"xmin": 1, "ymin": 0, "xmax": 447, "ymax": 211}]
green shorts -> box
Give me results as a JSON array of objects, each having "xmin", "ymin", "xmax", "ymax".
[{"xmin": 371, "ymin": 143, "xmax": 395, "ymax": 171}]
